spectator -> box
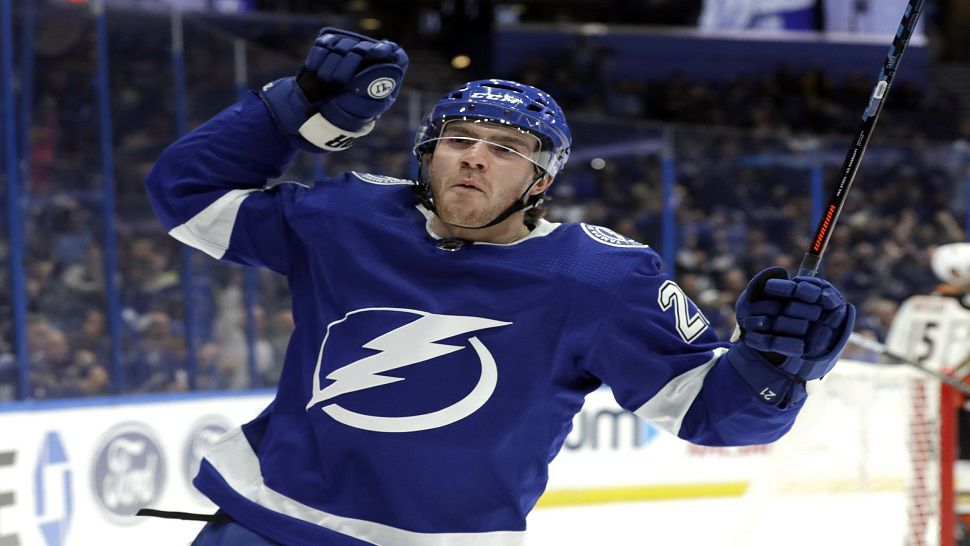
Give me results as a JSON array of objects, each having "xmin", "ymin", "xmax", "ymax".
[
  {"xmin": 126, "ymin": 311, "xmax": 187, "ymax": 393},
  {"xmin": 1, "ymin": 5, "xmax": 967, "ymax": 401}
]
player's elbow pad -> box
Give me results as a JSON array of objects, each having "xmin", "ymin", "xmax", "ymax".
[
  {"xmin": 259, "ymin": 77, "xmax": 374, "ymax": 154},
  {"xmin": 724, "ymin": 343, "xmax": 809, "ymax": 408}
]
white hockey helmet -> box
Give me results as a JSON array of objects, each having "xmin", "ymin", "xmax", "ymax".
[{"xmin": 931, "ymin": 243, "xmax": 970, "ymax": 287}]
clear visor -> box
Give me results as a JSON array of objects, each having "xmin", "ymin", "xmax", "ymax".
[{"xmin": 415, "ymin": 118, "xmax": 560, "ymax": 176}]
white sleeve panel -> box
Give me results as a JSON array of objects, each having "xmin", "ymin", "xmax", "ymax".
[
  {"xmin": 168, "ymin": 188, "xmax": 261, "ymax": 259},
  {"xmin": 633, "ymin": 348, "xmax": 727, "ymax": 435}
]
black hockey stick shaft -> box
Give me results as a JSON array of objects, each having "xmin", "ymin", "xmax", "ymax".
[
  {"xmin": 798, "ymin": 0, "xmax": 926, "ymax": 277},
  {"xmin": 848, "ymin": 332, "xmax": 970, "ymax": 395}
]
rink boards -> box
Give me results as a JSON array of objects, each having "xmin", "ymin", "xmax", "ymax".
[{"xmin": 0, "ymin": 359, "xmax": 916, "ymax": 546}]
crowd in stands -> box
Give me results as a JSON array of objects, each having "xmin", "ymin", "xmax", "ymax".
[{"xmin": 0, "ymin": 4, "xmax": 967, "ymax": 401}]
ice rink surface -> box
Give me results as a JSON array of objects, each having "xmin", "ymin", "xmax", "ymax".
[
  {"xmin": 67, "ymin": 494, "xmax": 909, "ymax": 546},
  {"xmin": 527, "ymin": 494, "xmax": 907, "ymax": 546},
  {"xmin": 527, "ymin": 498, "xmax": 741, "ymax": 545}
]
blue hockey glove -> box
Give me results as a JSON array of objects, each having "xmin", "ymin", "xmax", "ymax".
[
  {"xmin": 260, "ymin": 27, "xmax": 408, "ymax": 152},
  {"xmin": 725, "ymin": 267, "xmax": 856, "ymax": 406}
]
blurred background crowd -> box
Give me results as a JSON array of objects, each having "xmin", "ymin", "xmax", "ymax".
[{"xmin": 1, "ymin": 0, "xmax": 969, "ymax": 401}]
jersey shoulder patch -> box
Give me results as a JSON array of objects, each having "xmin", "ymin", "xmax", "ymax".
[
  {"xmin": 580, "ymin": 223, "xmax": 646, "ymax": 248},
  {"xmin": 352, "ymin": 172, "xmax": 415, "ymax": 186}
]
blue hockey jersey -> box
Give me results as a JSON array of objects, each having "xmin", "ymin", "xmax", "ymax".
[{"xmin": 145, "ymin": 93, "xmax": 803, "ymax": 546}]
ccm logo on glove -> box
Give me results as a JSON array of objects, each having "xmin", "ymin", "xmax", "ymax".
[
  {"xmin": 368, "ymin": 78, "xmax": 396, "ymax": 99},
  {"xmin": 259, "ymin": 27, "xmax": 408, "ymax": 153}
]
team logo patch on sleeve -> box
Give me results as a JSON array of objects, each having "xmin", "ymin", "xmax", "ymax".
[
  {"xmin": 581, "ymin": 223, "xmax": 645, "ymax": 247},
  {"xmin": 352, "ymin": 172, "xmax": 415, "ymax": 186}
]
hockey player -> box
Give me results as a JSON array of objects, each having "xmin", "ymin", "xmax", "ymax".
[
  {"xmin": 885, "ymin": 242, "xmax": 970, "ymax": 541},
  {"xmin": 886, "ymin": 242, "xmax": 970, "ymax": 370},
  {"xmin": 144, "ymin": 28, "xmax": 856, "ymax": 546}
]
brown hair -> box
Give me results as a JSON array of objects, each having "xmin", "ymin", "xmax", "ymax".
[{"xmin": 524, "ymin": 201, "xmax": 547, "ymax": 229}]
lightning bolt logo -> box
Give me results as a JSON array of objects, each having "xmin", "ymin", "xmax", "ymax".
[{"xmin": 306, "ymin": 308, "xmax": 511, "ymax": 433}]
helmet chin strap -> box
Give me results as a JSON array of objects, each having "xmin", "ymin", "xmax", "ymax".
[
  {"xmin": 454, "ymin": 174, "xmax": 545, "ymax": 230},
  {"xmin": 415, "ymin": 161, "xmax": 548, "ymax": 231}
]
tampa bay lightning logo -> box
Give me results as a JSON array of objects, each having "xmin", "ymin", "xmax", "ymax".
[
  {"xmin": 581, "ymin": 223, "xmax": 644, "ymax": 247},
  {"xmin": 306, "ymin": 308, "xmax": 511, "ymax": 433},
  {"xmin": 352, "ymin": 172, "xmax": 413, "ymax": 186}
]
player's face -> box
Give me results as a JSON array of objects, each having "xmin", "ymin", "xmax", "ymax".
[{"xmin": 427, "ymin": 121, "xmax": 545, "ymax": 228}]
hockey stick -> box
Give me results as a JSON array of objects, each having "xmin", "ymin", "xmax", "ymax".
[
  {"xmin": 847, "ymin": 332, "xmax": 970, "ymax": 395},
  {"xmin": 797, "ymin": 0, "xmax": 926, "ymax": 277}
]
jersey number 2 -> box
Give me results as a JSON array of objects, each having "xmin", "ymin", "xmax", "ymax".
[{"xmin": 658, "ymin": 280, "xmax": 710, "ymax": 344}]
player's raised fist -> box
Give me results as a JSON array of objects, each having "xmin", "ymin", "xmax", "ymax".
[
  {"xmin": 298, "ymin": 28, "xmax": 408, "ymax": 131},
  {"xmin": 259, "ymin": 27, "xmax": 409, "ymax": 153}
]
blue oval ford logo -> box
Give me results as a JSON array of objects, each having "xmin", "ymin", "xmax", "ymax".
[
  {"xmin": 91, "ymin": 423, "xmax": 166, "ymax": 523},
  {"xmin": 182, "ymin": 416, "xmax": 231, "ymax": 502}
]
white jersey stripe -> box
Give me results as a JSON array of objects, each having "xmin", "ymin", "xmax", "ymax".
[
  {"xmin": 203, "ymin": 428, "xmax": 527, "ymax": 546},
  {"xmin": 633, "ymin": 348, "xmax": 726, "ymax": 435},
  {"xmin": 168, "ymin": 188, "xmax": 261, "ymax": 259}
]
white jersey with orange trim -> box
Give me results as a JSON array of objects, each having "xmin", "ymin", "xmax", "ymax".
[{"xmin": 886, "ymin": 294, "xmax": 970, "ymax": 373}]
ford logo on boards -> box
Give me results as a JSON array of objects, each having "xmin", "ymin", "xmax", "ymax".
[{"xmin": 90, "ymin": 423, "xmax": 166, "ymax": 523}]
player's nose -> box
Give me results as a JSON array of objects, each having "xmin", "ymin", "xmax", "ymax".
[{"xmin": 459, "ymin": 140, "xmax": 488, "ymax": 170}]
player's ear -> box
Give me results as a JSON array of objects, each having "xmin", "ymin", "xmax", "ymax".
[
  {"xmin": 530, "ymin": 175, "xmax": 553, "ymax": 195},
  {"xmin": 419, "ymin": 152, "xmax": 433, "ymax": 170}
]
